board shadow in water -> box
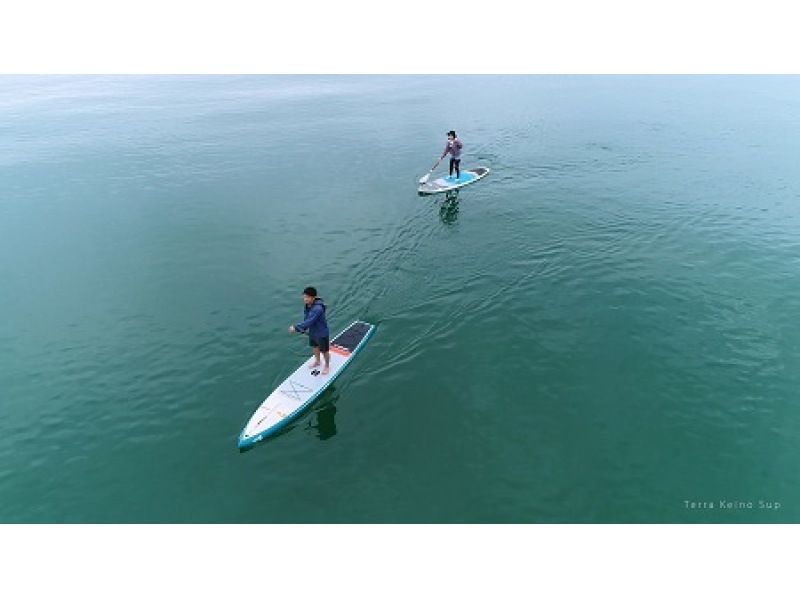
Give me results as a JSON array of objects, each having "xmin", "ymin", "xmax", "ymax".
[{"xmin": 239, "ymin": 385, "xmax": 341, "ymax": 450}]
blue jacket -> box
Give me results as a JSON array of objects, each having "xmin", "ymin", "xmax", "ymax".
[{"xmin": 295, "ymin": 298, "xmax": 329, "ymax": 338}]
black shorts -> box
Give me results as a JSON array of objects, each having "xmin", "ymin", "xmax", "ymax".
[{"xmin": 309, "ymin": 336, "xmax": 330, "ymax": 352}]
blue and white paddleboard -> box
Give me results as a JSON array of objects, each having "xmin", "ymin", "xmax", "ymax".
[
  {"xmin": 238, "ymin": 321, "xmax": 375, "ymax": 451},
  {"xmin": 418, "ymin": 166, "xmax": 490, "ymax": 195}
]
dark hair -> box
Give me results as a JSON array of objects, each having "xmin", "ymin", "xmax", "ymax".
[
  {"xmin": 303, "ymin": 286, "xmax": 318, "ymax": 297},
  {"xmin": 448, "ymin": 130, "xmax": 457, "ymax": 138}
]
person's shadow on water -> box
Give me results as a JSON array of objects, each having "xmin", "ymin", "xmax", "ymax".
[
  {"xmin": 439, "ymin": 191, "xmax": 460, "ymax": 225},
  {"xmin": 306, "ymin": 386, "xmax": 339, "ymax": 440}
]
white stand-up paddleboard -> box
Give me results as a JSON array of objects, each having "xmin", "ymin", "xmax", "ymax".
[
  {"xmin": 238, "ymin": 321, "xmax": 375, "ymax": 451},
  {"xmin": 418, "ymin": 167, "xmax": 490, "ymax": 195}
]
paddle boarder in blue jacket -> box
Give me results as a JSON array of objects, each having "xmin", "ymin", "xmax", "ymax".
[{"xmin": 289, "ymin": 286, "xmax": 331, "ymax": 375}]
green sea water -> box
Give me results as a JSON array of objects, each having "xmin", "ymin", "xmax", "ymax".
[{"xmin": 1, "ymin": 75, "xmax": 799, "ymax": 523}]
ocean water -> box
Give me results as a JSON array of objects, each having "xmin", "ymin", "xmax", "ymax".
[{"xmin": 1, "ymin": 75, "xmax": 799, "ymax": 522}]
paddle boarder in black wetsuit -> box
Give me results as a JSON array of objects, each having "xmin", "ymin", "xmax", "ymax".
[
  {"xmin": 441, "ymin": 130, "xmax": 463, "ymax": 180},
  {"xmin": 428, "ymin": 130, "xmax": 464, "ymax": 181}
]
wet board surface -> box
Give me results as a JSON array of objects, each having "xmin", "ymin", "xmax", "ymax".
[
  {"xmin": 418, "ymin": 167, "xmax": 490, "ymax": 195},
  {"xmin": 238, "ymin": 321, "xmax": 375, "ymax": 450}
]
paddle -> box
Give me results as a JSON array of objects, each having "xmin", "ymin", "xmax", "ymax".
[{"xmin": 419, "ymin": 158, "xmax": 442, "ymax": 185}]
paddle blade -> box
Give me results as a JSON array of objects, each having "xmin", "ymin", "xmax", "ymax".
[{"xmin": 419, "ymin": 171, "xmax": 432, "ymax": 184}]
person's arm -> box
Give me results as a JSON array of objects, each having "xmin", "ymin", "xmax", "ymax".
[
  {"xmin": 294, "ymin": 305, "xmax": 322, "ymax": 333},
  {"xmin": 429, "ymin": 144, "xmax": 450, "ymax": 171}
]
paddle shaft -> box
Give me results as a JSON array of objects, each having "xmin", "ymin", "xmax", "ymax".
[{"xmin": 420, "ymin": 157, "xmax": 443, "ymax": 184}]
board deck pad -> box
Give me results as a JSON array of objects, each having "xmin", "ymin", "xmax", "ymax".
[
  {"xmin": 418, "ymin": 166, "xmax": 490, "ymax": 195},
  {"xmin": 332, "ymin": 321, "xmax": 372, "ymax": 351},
  {"xmin": 238, "ymin": 320, "xmax": 375, "ymax": 450}
]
